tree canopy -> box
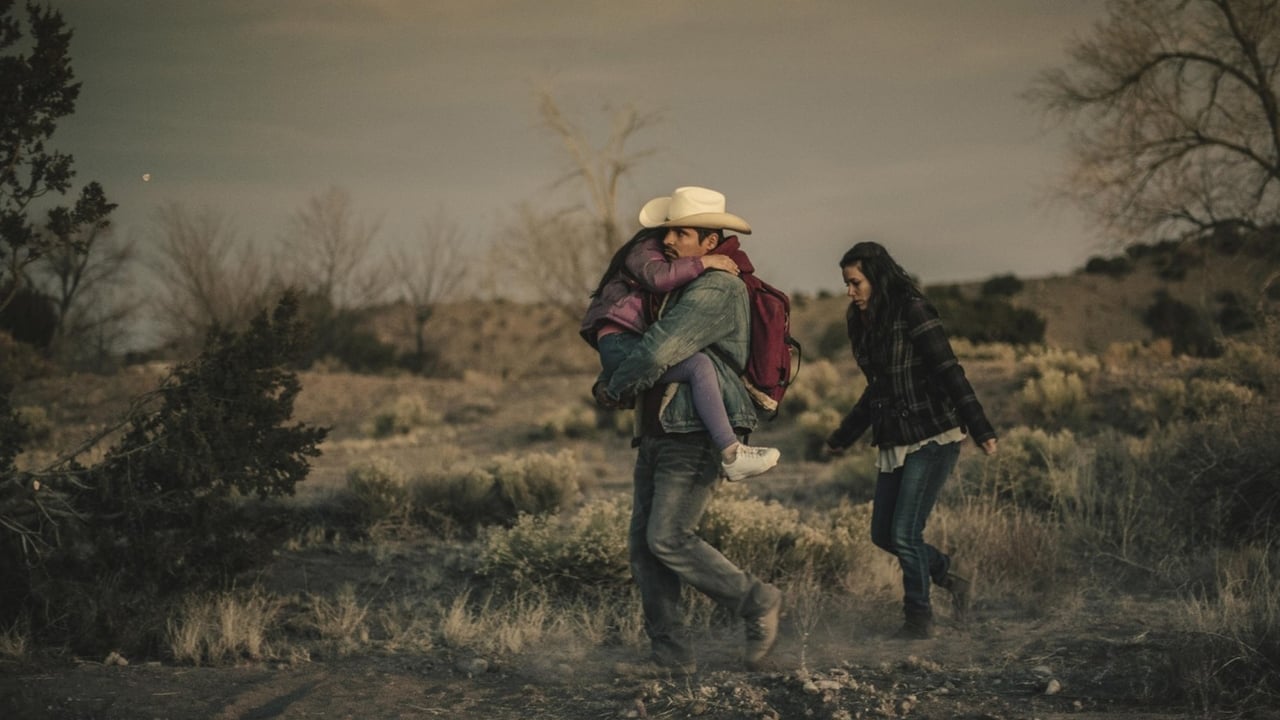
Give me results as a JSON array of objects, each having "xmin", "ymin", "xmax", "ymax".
[
  {"xmin": 1, "ymin": 0, "xmax": 113, "ymax": 313},
  {"xmin": 1030, "ymin": 0, "xmax": 1280, "ymax": 243}
]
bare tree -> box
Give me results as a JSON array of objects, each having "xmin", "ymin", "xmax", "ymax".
[
  {"xmin": 279, "ymin": 186, "xmax": 384, "ymax": 311},
  {"xmin": 35, "ymin": 223, "xmax": 139, "ymax": 368},
  {"xmin": 149, "ymin": 202, "xmax": 270, "ymax": 345},
  {"xmin": 390, "ymin": 214, "xmax": 470, "ymax": 371},
  {"xmin": 1029, "ymin": 0, "xmax": 1280, "ymax": 242},
  {"xmin": 494, "ymin": 90, "xmax": 661, "ymax": 318}
]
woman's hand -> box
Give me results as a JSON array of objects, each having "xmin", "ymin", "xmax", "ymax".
[
  {"xmin": 592, "ymin": 381, "xmax": 620, "ymax": 409},
  {"xmin": 820, "ymin": 442, "xmax": 846, "ymax": 459},
  {"xmin": 980, "ymin": 438, "xmax": 998, "ymax": 456},
  {"xmin": 701, "ymin": 254, "xmax": 740, "ymax": 275}
]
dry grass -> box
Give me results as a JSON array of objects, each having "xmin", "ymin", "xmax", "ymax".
[
  {"xmin": 307, "ymin": 583, "xmax": 373, "ymax": 656},
  {"xmin": 375, "ymin": 598, "xmax": 436, "ymax": 653},
  {"xmin": 440, "ymin": 590, "xmax": 554, "ymax": 656},
  {"xmin": 0, "ymin": 621, "xmax": 27, "ymax": 661},
  {"xmin": 1176, "ymin": 545, "xmax": 1280, "ymax": 712},
  {"xmin": 167, "ymin": 590, "xmax": 281, "ymax": 666}
]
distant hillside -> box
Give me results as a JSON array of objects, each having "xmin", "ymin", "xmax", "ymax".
[
  {"xmin": 365, "ymin": 236, "xmax": 1280, "ymax": 378},
  {"xmin": 988, "ymin": 238, "xmax": 1279, "ymax": 353}
]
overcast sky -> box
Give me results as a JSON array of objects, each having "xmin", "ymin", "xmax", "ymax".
[{"xmin": 52, "ymin": 0, "xmax": 1109, "ymax": 298}]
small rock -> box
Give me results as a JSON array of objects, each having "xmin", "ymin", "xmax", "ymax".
[
  {"xmin": 1072, "ymin": 700, "xmax": 1083, "ymax": 710},
  {"xmin": 1044, "ymin": 678, "xmax": 1063, "ymax": 696},
  {"xmin": 813, "ymin": 680, "xmax": 843, "ymax": 691},
  {"xmin": 104, "ymin": 651, "xmax": 128, "ymax": 667},
  {"xmin": 454, "ymin": 656, "xmax": 488, "ymax": 675},
  {"xmin": 802, "ymin": 680, "xmax": 820, "ymax": 694},
  {"xmin": 1030, "ymin": 664, "xmax": 1053, "ymax": 676},
  {"xmin": 897, "ymin": 696, "xmax": 916, "ymax": 715}
]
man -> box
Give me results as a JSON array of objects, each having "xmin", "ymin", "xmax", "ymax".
[{"xmin": 599, "ymin": 186, "xmax": 783, "ymax": 675}]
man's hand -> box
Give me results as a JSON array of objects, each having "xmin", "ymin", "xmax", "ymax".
[
  {"xmin": 820, "ymin": 442, "xmax": 846, "ymax": 460},
  {"xmin": 980, "ymin": 438, "xmax": 998, "ymax": 456}
]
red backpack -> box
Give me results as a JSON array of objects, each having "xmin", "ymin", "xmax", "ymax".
[
  {"xmin": 738, "ymin": 271, "xmax": 802, "ymax": 416},
  {"xmin": 680, "ymin": 236, "xmax": 801, "ymax": 417}
]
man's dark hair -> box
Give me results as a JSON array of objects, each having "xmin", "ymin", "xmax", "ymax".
[{"xmin": 696, "ymin": 228, "xmax": 723, "ymax": 244}]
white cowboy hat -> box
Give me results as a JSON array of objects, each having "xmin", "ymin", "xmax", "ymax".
[{"xmin": 638, "ymin": 186, "xmax": 752, "ymax": 234}]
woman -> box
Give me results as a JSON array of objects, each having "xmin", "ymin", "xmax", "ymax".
[{"xmin": 824, "ymin": 241, "xmax": 998, "ymax": 639}]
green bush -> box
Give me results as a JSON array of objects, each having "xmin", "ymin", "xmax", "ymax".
[
  {"xmin": 0, "ymin": 284, "xmax": 57, "ymax": 349},
  {"xmin": 1018, "ymin": 347, "xmax": 1101, "ymax": 380},
  {"xmin": 1082, "ymin": 405, "xmax": 1280, "ymax": 556},
  {"xmin": 950, "ymin": 338, "xmax": 1019, "ymax": 363},
  {"xmin": 413, "ymin": 450, "xmax": 582, "ymax": 530},
  {"xmin": 1214, "ymin": 291, "xmax": 1256, "ymax": 335},
  {"xmin": 1185, "ymin": 378, "xmax": 1255, "ymax": 418},
  {"xmin": 0, "ymin": 295, "xmax": 328, "ymax": 655},
  {"xmin": 0, "ymin": 385, "xmax": 25, "ymax": 477},
  {"xmin": 931, "ymin": 295, "xmax": 1046, "ymax": 345},
  {"xmin": 784, "ymin": 359, "xmax": 863, "ymax": 416},
  {"xmin": 825, "ymin": 452, "xmax": 879, "ymax": 502},
  {"xmin": 815, "ymin": 318, "xmax": 851, "ymax": 360},
  {"xmin": 532, "ymin": 402, "xmax": 597, "ymax": 440},
  {"xmin": 14, "ymin": 405, "xmax": 51, "ymax": 443},
  {"xmin": 981, "ymin": 273, "xmax": 1024, "ymax": 297},
  {"xmin": 1083, "ymin": 255, "xmax": 1134, "ymax": 277},
  {"xmin": 476, "ymin": 498, "xmax": 630, "ymax": 597},
  {"xmin": 1019, "ymin": 370, "xmax": 1092, "ymax": 430},
  {"xmin": 1144, "ymin": 290, "xmax": 1221, "ymax": 357},
  {"xmin": 1199, "ymin": 340, "xmax": 1280, "ymax": 393},
  {"xmin": 794, "ymin": 407, "xmax": 844, "ymax": 460},
  {"xmin": 1158, "ymin": 407, "xmax": 1280, "ymax": 546},
  {"xmin": 366, "ymin": 395, "xmax": 433, "ymax": 438},
  {"xmin": 1156, "ymin": 245, "xmax": 1203, "ymax": 281},
  {"xmin": 699, "ymin": 484, "xmax": 861, "ymax": 585},
  {"xmin": 346, "ymin": 457, "xmax": 411, "ymax": 524},
  {"xmin": 956, "ymin": 426, "xmax": 1087, "ymax": 512}
]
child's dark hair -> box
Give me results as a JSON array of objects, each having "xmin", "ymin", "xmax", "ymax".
[
  {"xmin": 839, "ymin": 241, "xmax": 924, "ymax": 351},
  {"xmin": 590, "ymin": 227, "xmax": 666, "ymax": 298}
]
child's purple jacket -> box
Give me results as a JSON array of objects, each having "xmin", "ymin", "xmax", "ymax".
[{"xmin": 579, "ymin": 236, "xmax": 706, "ymax": 348}]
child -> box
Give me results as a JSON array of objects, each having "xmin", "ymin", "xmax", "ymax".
[{"xmin": 580, "ymin": 228, "xmax": 780, "ymax": 481}]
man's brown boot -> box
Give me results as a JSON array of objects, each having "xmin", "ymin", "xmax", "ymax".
[{"xmin": 743, "ymin": 583, "xmax": 782, "ymax": 670}]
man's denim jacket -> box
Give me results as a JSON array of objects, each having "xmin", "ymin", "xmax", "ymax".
[{"xmin": 603, "ymin": 271, "xmax": 759, "ymax": 436}]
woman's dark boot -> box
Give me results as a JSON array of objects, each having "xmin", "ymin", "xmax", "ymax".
[
  {"xmin": 936, "ymin": 557, "xmax": 974, "ymax": 623},
  {"xmin": 892, "ymin": 609, "xmax": 934, "ymax": 640}
]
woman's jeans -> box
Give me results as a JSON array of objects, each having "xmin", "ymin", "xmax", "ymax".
[
  {"xmin": 870, "ymin": 440, "xmax": 962, "ymax": 618},
  {"xmin": 629, "ymin": 433, "xmax": 770, "ymax": 665}
]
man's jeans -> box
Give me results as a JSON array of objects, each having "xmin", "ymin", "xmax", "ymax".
[
  {"xmin": 629, "ymin": 433, "xmax": 768, "ymax": 664},
  {"xmin": 870, "ymin": 440, "xmax": 962, "ymax": 618}
]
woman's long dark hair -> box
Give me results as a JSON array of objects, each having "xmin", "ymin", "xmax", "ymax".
[
  {"xmin": 590, "ymin": 227, "xmax": 666, "ymax": 298},
  {"xmin": 839, "ymin": 241, "xmax": 924, "ymax": 353}
]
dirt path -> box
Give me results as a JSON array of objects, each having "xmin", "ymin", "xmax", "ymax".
[{"xmin": 3, "ymin": 598, "xmax": 1195, "ymax": 720}]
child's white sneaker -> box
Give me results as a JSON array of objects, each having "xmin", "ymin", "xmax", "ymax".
[{"xmin": 722, "ymin": 445, "xmax": 781, "ymax": 481}]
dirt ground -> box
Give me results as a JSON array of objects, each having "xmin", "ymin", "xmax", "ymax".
[
  {"xmin": 1, "ymin": 593, "xmax": 1199, "ymax": 720},
  {"xmin": 1, "ymin": 371, "xmax": 1257, "ymax": 720}
]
